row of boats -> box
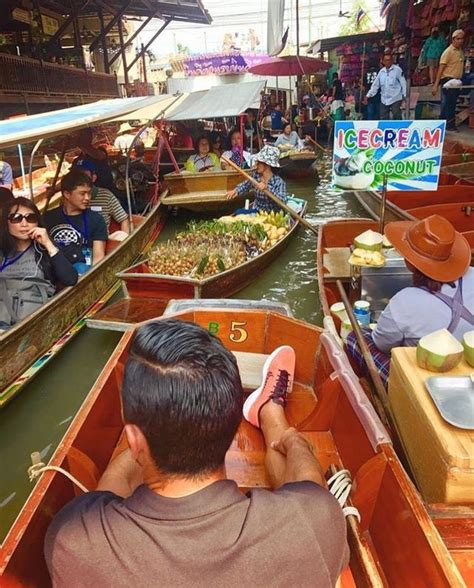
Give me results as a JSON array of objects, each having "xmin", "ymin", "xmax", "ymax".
[{"xmin": 1, "ymin": 93, "xmax": 473, "ymax": 586}]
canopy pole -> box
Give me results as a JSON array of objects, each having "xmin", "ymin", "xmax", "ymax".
[
  {"xmin": 239, "ymin": 113, "xmax": 244, "ymax": 166},
  {"xmin": 125, "ymin": 93, "xmax": 184, "ymax": 231},
  {"xmin": 28, "ymin": 138, "xmax": 43, "ymax": 200},
  {"xmin": 359, "ymin": 43, "xmax": 366, "ymax": 116},
  {"xmin": 44, "ymin": 140, "xmax": 67, "ymax": 212},
  {"xmin": 17, "ymin": 144, "xmax": 26, "ymax": 192}
]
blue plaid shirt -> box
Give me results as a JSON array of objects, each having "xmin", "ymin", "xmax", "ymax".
[{"xmin": 235, "ymin": 172, "xmax": 288, "ymax": 212}]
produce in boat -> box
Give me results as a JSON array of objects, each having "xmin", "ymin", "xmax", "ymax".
[
  {"xmin": 348, "ymin": 248, "xmax": 385, "ymax": 267},
  {"xmin": 333, "ymin": 153, "xmax": 375, "ymax": 190},
  {"xmin": 354, "ymin": 229, "xmax": 384, "ymax": 251},
  {"xmin": 462, "ymin": 330, "xmax": 474, "ymax": 367},
  {"xmin": 416, "ymin": 329, "xmax": 464, "ymax": 372},
  {"xmin": 148, "ymin": 213, "xmax": 291, "ymax": 278}
]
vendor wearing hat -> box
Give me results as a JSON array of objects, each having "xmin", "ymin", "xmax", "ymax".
[
  {"xmin": 347, "ymin": 215, "xmax": 474, "ymax": 386},
  {"xmin": 114, "ymin": 123, "xmax": 143, "ymax": 155},
  {"xmin": 226, "ymin": 145, "xmax": 288, "ymax": 213}
]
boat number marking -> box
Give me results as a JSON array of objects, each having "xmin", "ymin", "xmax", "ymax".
[
  {"xmin": 207, "ymin": 321, "xmax": 248, "ymax": 343},
  {"xmin": 229, "ymin": 321, "xmax": 248, "ymax": 343}
]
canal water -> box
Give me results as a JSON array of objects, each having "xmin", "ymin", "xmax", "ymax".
[{"xmin": 0, "ymin": 163, "xmax": 366, "ymax": 541}]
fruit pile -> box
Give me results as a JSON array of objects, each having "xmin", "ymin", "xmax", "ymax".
[{"xmin": 148, "ymin": 213, "xmax": 291, "ymax": 278}]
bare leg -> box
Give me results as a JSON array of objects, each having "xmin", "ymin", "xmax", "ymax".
[
  {"xmin": 429, "ymin": 65, "xmax": 435, "ymax": 85},
  {"xmin": 260, "ymin": 402, "xmax": 326, "ymax": 489}
]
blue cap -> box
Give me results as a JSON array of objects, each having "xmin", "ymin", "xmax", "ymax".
[{"xmin": 75, "ymin": 159, "xmax": 97, "ymax": 173}]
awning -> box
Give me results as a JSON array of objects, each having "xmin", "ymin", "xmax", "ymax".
[
  {"xmin": 166, "ymin": 80, "xmax": 265, "ymax": 121},
  {"xmin": 0, "ymin": 95, "xmax": 177, "ymax": 150}
]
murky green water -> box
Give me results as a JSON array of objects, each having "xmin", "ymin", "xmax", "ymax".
[{"xmin": 0, "ymin": 162, "xmax": 365, "ymax": 541}]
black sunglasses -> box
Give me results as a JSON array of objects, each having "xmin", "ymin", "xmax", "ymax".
[{"xmin": 8, "ymin": 212, "xmax": 39, "ymax": 224}]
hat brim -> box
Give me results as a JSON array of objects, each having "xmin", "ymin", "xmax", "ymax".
[
  {"xmin": 256, "ymin": 156, "xmax": 280, "ymax": 168},
  {"xmin": 385, "ymin": 220, "xmax": 471, "ymax": 282}
]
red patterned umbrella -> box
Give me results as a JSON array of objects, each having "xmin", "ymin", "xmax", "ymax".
[{"xmin": 248, "ymin": 55, "xmax": 331, "ymax": 76}]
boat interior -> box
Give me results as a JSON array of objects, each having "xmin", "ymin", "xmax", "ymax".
[{"xmin": 0, "ymin": 309, "xmax": 467, "ymax": 587}]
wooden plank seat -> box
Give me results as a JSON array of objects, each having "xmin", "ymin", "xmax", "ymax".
[{"xmin": 322, "ymin": 247, "xmax": 352, "ymax": 280}]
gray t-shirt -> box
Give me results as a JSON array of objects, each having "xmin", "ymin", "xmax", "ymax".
[{"xmin": 45, "ymin": 480, "xmax": 349, "ymax": 587}]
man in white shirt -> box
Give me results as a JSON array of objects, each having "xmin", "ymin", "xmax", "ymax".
[
  {"xmin": 365, "ymin": 52, "xmax": 407, "ymax": 120},
  {"xmin": 114, "ymin": 123, "xmax": 143, "ymax": 155}
]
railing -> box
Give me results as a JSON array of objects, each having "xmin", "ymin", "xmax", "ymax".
[{"xmin": 0, "ymin": 53, "xmax": 119, "ymax": 98}]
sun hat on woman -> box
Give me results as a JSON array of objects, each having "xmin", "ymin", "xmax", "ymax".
[{"xmin": 255, "ymin": 145, "xmax": 281, "ymax": 168}]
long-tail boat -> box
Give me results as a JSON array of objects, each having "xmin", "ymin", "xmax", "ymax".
[
  {"xmin": 86, "ymin": 201, "xmax": 307, "ymax": 331},
  {"xmin": 0, "ymin": 306, "xmax": 466, "ymax": 586},
  {"xmin": 440, "ymin": 162, "xmax": 474, "ymax": 186},
  {"xmin": 161, "ymin": 169, "xmax": 244, "ymax": 214},
  {"xmin": 353, "ymin": 186, "xmax": 474, "ymax": 248},
  {"xmin": 316, "ymin": 219, "xmax": 474, "ymax": 586}
]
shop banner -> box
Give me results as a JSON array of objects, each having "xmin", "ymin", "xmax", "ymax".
[{"xmin": 332, "ymin": 120, "xmax": 446, "ymax": 191}]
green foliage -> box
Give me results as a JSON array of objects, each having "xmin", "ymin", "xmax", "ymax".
[{"xmin": 338, "ymin": 1, "xmax": 371, "ymax": 37}]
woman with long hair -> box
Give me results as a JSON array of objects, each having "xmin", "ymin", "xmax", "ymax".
[
  {"xmin": 0, "ymin": 197, "xmax": 77, "ymax": 329},
  {"xmin": 221, "ymin": 128, "xmax": 253, "ymax": 169}
]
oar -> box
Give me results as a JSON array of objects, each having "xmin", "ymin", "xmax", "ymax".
[
  {"xmin": 305, "ymin": 135, "xmax": 329, "ymax": 154},
  {"xmin": 221, "ymin": 155, "xmax": 318, "ymax": 237}
]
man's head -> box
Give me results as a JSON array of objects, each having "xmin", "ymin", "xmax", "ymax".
[
  {"xmin": 451, "ymin": 29, "xmax": 465, "ymax": 48},
  {"xmin": 382, "ymin": 52, "xmax": 393, "ymax": 69},
  {"xmin": 61, "ymin": 170, "xmax": 93, "ymax": 212},
  {"xmin": 333, "ymin": 73, "xmax": 339, "ymax": 80},
  {"xmin": 75, "ymin": 160, "xmax": 98, "ymax": 184},
  {"xmin": 122, "ymin": 319, "xmax": 243, "ymax": 479}
]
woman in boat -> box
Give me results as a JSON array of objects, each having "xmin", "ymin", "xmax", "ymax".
[
  {"xmin": 274, "ymin": 123, "xmax": 301, "ymax": 152},
  {"xmin": 226, "ymin": 145, "xmax": 288, "ymax": 213},
  {"xmin": 0, "ymin": 197, "xmax": 78, "ymax": 330},
  {"xmin": 347, "ymin": 215, "xmax": 474, "ymax": 386},
  {"xmin": 221, "ymin": 128, "xmax": 253, "ymax": 169},
  {"xmin": 184, "ymin": 135, "xmax": 221, "ymax": 173},
  {"xmin": 209, "ymin": 131, "xmax": 224, "ymax": 158}
]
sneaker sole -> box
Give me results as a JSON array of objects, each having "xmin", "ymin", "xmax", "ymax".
[{"xmin": 243, "ymin": 345, "xmax": 295, "ymax": 427}]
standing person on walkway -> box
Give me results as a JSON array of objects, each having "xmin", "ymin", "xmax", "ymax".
[
  {"xmin": 433, "ymin": 30, "xmax": 465, "ymax": 131},
  {"xmin": 365, "ymin": 52, "xmax": 407, "ymax": 120},
  {"xmin": 45, "ymin": 319, "xmax": 349, "ymax": 587},
  {"xmin": 420, "ymin": 27, "xmax": 447, "ymax": 85}
]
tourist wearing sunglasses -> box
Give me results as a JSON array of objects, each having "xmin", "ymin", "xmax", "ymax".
[{"xmin": 0, "ymin": 197, "xmax": 77, "ymax": 330}]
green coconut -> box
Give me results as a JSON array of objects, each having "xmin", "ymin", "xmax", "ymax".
[
  {"xmin": 353, "ymin": 229, "xmax": 384, "ymax": 252},
  {"xmin": 416, "ymin": 329, "xmax": 463, "ymax": 372},
  {"xmin": 462, "ymin": 330, "xmax": 474, "ymax": 367}
]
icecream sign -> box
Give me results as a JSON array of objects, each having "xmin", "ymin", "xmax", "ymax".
[{"xmin": 332, "ymin": 120, "xmax": 446, "ymax": 191}]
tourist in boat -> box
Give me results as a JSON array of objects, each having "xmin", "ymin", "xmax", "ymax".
[
  {"xmin": 347, "ymin": 215, "xmax": 474, "ymax": 386},
  {"xmin": 44, "ymin": 170, "xmax": 108, "ymax": 275},
  {"xmin": 114, "ymin": 123, "xmax": 143, "ymax": 155},
  {"xmin": 75, "ymin": 160, "xmax": 130, "ymax": 242},
  {"xmin": 274, "ymin": 123, "xmax": 300, "ymax": 151},
  {"xmin": 0, "ymin": 197, "xmax": 77, "ymax": 330},
  {"xmin": 74, "ymin": 128, "xmax": 115, "ymax": 193},
  {"xmin": 184, "ymin": 135, "xmax": 221, "ymax": 173},
  {"xmin": 0, "ymin": 160, "xmax": 13, "ymax": 190},
  {"xmin": 221, "ymin": 128, "xmax": 253, "ymax": 169},
  {"xmin": 44, "ymin": 319, "xmax": 349, "ymax": 586},
  {"xmin": 226, "ymin": 145, "xmax": 288, "ymax": 212},
  {"xmin": 209, "ymin": 131, "xmax": 224, "ymax": 158}
]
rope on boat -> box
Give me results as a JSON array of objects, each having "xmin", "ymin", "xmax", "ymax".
[
  {"xmin": 28, "ymin": 452, "xmax": 89, "ymax": 493},
  {"xmin": 327, "ymin": 468, "xmax": 361, "ymax": 522}
]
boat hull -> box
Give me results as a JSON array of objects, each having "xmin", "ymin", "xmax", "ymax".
[
  {"xmin": 0, "ymin": 308, "xmax": 466, "ymax": 587},
  {"xmin": 119, "ymin": 204, "xmax": 306, "ymax": 301},
  {"xmin": 162, "ymin": 170, "xmax": 244, "ymax": 214},
  {"xmin": 279, "ymin": 152, "xmax": 319, "ymax": 179},
  {"xmin": 0, "ymin": 203, "xmax": 164, "ymax": 407}
]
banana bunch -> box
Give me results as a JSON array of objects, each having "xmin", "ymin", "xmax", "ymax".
[{"xmin": 256, "ymin": 210, "xmax": 288, "ymax": 229}]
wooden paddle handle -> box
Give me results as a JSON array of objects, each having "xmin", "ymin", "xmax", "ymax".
[
  {"xmin": 222, "ymin": 156, "xmax": 318, "ymax": 237},
  {"xmin": 305, "ymin": 135, "xmax": 329, "ymax": 153}
]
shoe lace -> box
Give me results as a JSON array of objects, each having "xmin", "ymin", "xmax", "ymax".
[{"xmin": 270, "ymin": 369, "xmax": 290, "ymax": 405}]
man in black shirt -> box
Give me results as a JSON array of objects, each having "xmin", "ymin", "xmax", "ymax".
[{"xmin": 44, "ymin": 170, "xmax": 107, "ymax": 274}]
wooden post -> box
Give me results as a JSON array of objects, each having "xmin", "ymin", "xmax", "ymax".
[{"xmin": 118, "ymin": 17, "xmax": 129, "ymax": 88}]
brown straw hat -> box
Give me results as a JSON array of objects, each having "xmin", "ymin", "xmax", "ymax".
[{"xmin": 384, "ymin": 215, "xmax": 471, "ymax": 282}]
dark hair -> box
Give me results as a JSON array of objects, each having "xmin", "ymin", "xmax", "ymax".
[
  {"xmin": 194, "ymin": 134, "xmax": 210, "ymax": 152},
  {"xmin": 227, "ymin": 127, "xmax": 246, "ymax": 150},
  {"xmin": 333, "ymin": 72, "xmax": 339, "ymax": 79},
  {"xmin": 410, "ymin": 265, "xmax": 455, "ymax": 292},
  {"xmin": 60, "ymin": 169, "xmax": 93, "ymax": 194},
  {"xmin": 122, "ymin": 319, "xmax": 243, "ymax": 477},
  {"xmin": 0, "ymin": 197, "xmax": 44, "ymax": 256},
  {"xmin": 0, "ymin": 187, "xmax": 14, "ymax": 210}
]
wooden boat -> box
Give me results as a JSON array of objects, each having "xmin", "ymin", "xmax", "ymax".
[
  {"xmin": 441, "ymin": 152, "xmax": 474, "ymax": 166},
  {"xmin": 279, "ymin": 151, "xmax": 319, "ymax": 179},
  {"xmin": 316, "ymin": 219, "xmax": 474, "ymax": 586},
  {"xmin": 161, "ymin": 169, "xmax": 244, "ymax": 214},
  {"xmin": 87, "ymin": 202, "xmax": 307, "ymax": 331},
  {"xmin": 354, "ymin": 186, "xmax": 474, "ymax": 248},
  {"xmin": 440, "ymin": 162, "xmax": 474, "ymax": 186},
  {"xmin": 0, "ymin": 202, "xmax": 165, "ymax": 408},
  {"xmin": 0, "ymin": 306, "xmax": 466, "ymax": 586}
]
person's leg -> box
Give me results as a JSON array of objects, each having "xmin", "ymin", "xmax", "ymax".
[
  {"xmin": 440, "ymin": 86, "xmax": 448, "ymax": 123},
  {"xmin": 446, "ymin": 89, "xmax": 460, "ymax": 130},
  {"xmin": 429, "ymin": 65, "xmax": 435, "ymax": 85},
  {"xmin": 379, "ymin": 102, "xmax": 390, "ymax": 120},
  {"xmin": 390, "ymin": 100, "xmax": 402, "ymax": 120},
  {"xmin": 259, "ymin": 402, "xmax": 291, "ymax": 487}
]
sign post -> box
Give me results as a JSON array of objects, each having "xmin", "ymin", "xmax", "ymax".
[{"xmin": 332, "ymin": 120, "xmax": 446, "ymax": 193}]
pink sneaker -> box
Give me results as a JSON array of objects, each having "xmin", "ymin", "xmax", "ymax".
[{"xmin": 243, "ymin": 345, "xmax": 296, "ymax": 428}]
